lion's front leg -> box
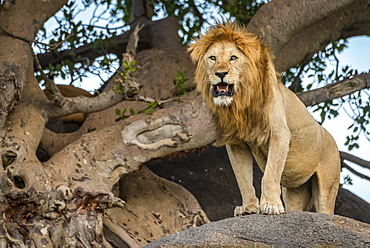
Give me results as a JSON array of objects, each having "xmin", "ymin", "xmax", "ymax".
[
  {"xmin": 226, "ymin": 143, "xmax": 259, "ymax": 216},
  {"xmin": 259, "ymin": 129, "xmax": 290, "ymax": 215}
]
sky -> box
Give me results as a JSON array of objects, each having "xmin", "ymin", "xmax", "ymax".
[{"xmin": 44, "ymin": 2, "xmax": 370, "ymax": 204}]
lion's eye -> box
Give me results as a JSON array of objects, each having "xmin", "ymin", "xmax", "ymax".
[
  {"xmin": 230, "ymin": 55, "xmax": 238, "ymax": 61},
  {"xmin": 209, "ymin": 56, "xmax": 216, "ymax": 61}
]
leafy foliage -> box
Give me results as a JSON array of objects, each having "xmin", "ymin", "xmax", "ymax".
[
  {"xmin": 282, "ymin": 40, "xmax": 369, "ymax": 150},
  {"xmin": 35, "ymin": 0, "xmax": 127, "ymax": 86},
  {"xmin": 148, "ymin": 0, "xmax": 264, "ymax": 43},
  {"xmin": 115, "ymin": 108, "xmax": 135, "ymax": 122},
  {"xmin": 173, "ymin": 70, "xmax": 188, "ymax": 96},
  {"xmin": 140, "ymin": 101, "xmax": 159, "ymax": 115},
  {"xmin": 343, "ymin": 174, "xmax": 353, "ymax": 186},
  {"xmin": 35, "ymin": 0, "xmax": 369, "ymax": 150},
  {"xmin": 120, "ymin": 60, "xmax": 137, "ymax": 80}
]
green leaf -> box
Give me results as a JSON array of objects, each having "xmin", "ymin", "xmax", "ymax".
[{"xmin": 129, "ymin": 108, "xmax": 135, "ymax": 115}]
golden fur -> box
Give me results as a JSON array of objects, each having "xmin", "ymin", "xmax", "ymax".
[
  {"xmin": 189, "ymin": 22, "xmax": 340, "ymax": 215},
  {"xmin": 189, "ymin": 22, "xmax": 274, "ymax": 147}
]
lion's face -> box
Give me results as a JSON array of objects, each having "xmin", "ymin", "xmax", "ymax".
[{"xmin": 203, "ymin": 41, "xmax": 247, "ymax": 107}]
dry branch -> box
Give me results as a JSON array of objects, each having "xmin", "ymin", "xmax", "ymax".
[
  {"xmin": 341, "ymin": 151, "xmax": 370, "ymax": 170},
  {"xmin": 342, "ymin": 162, "xmax": 370, "ymax": 181},
  {"xmin": 42, "ymin": 24, "xmax": 142, "ymax": 120},
  {"xmin": 340, "ymin": 151, "xmax": 370, "ymax": 181},
  {"xmin": 297, "ymin": 73, "xmax": 370, "ymax": 107}
]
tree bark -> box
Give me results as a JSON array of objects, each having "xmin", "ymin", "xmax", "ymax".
[
  {"xmin": 297, "ymin": 73, "xmax": 370, "ymax": 106},
  {"xmin": 0, "ymin": 0, "xmax": 68, "ymax": 127},
  {"xmin": 247, "ymin": 0, "xmax": 356, "ymax": 55},
  {"xmin": 274, "ymin": 0, "xmax": 370, "ymax": 72}
]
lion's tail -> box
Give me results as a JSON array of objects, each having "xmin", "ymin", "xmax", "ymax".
[{"xmin": 305, "ymin": 197, "xmax": 315, "ymax": 212}]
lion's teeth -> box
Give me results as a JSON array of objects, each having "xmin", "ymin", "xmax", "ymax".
[{"xmin": 217, "ymin": 84, "xmax": 229, "ymax": 92}]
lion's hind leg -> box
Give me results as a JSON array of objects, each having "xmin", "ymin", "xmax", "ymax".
[
  {"xmin": 282, "ymin": 180, "xmax": 312, "ymax": 212},
  {"xmin": 311, "ymin": 131, "xmax": 341, "ymax": 214},
  {"xmin": 311, "ymin": 167, "xmax": 340, "ymax": 214}
]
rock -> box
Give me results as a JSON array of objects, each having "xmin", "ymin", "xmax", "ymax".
[
  {"xmin": 144, "ymin": 211, "xmax": 370, "ymax": 248},
  {"xmin": 335, "ymin": 187, "xmax": 370, "ymax": 224}
]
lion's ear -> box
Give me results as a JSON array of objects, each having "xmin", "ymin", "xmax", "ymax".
[
  {"xmin": 188, "ymin": 38, "xmax": 211, "ymax": 63},
  {"xmin": 235, "ymin": 35, "xmax": 261, "ymax": 62},
  {"xmin": 187, "ymin": 42, "xmax": 201, "ymax": 63}
]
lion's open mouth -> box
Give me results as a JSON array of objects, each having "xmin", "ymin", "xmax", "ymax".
[{"xmin": 212, "ymin": 82, "xmax": 234, "ymax": 97}]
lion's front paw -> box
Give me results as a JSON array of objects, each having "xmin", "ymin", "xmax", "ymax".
[
  {"xmin": 260, "ymin": 199, "xmax": 284, "ymax": 215},
  {"xmin": 234, "ymin": 203, "xmax": 260, "ymax": 216}
]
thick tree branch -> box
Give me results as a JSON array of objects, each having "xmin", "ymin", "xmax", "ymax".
[
  {"xmin": 297, "ymin": 73, "xmax": 370, "ymax": 106},
  {"xmin": 44, "ymin": 88, "xmax": 139, "ymax": 119},
  {"xmin": 247, "ymin": 0, "xmax": 356, "ymax": 55},
  {"xmin": 130, "ymin": 0, "xmax": 149, "ymax": 22},
  {"xmin": 42, "ymin": 96, "xmax": 215, "ymax": 202},
  {"xmin": 274, "ymin": 0, "xmax": 370, "ymax": 72},
  {"xmin": 0, "ymin": 0, "xmax": 68, "ymax": 127}
]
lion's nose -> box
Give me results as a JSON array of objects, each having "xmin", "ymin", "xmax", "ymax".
[{"xmin": 215, "ymin": 71, "xmax": 228, "ymax": 79}]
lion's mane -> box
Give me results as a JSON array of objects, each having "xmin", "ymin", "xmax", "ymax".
[{"xmin": 188, "ymin": 22, "xmax": 277, "ymax": 147}]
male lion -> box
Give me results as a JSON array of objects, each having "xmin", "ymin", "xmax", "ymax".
[{"xmin": 188, "ymin": 22, "xmax": 340, "ymax": 215}]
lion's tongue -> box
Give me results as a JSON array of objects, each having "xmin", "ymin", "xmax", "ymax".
[
  {"xmin": 213, "ymin": 83, "xmax": 234, "ymax": 97},
  {"xmin": 217, "ymin": 83, "xmax": 229, "ymax": 92}
]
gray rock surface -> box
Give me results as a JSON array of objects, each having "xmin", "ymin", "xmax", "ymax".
[{"xmin": 145, "ymin": 212, "xmax": 370, "ymax": 248}]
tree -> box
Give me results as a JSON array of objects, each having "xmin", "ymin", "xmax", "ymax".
[{"xmin": 0, "ymin": 0, "xmax": 369, "ymax": 247}]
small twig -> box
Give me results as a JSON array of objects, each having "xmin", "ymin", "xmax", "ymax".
[
  {"xmin": 0, "ymin": 24, "xmax": 32, "ymax": 44},
  {"xmin": 32, "ymin": 49, "xmax": 65, "ymax": 105},
  {"xmin": 138, "ymin": 95, "xmax": 156, "ymax": 103},
  {"xmin": 119, "ymin": 23, "xmax": 144, "ymax": 97},
  {"xmin": 44, "ymin": 24, "xmax": 143, "ymax": 120},
  {"xmin": 0, "ymin": 23, "xmax": 73, "ymax": 51},
  {"xmin": 35, "ymin": 33, "xmax": 75, "ymax": 51},
  {"xmin": 188, "ymin": 0, "xmax": 205, "ymax": 28},
  {"xmin": 123, "ymin": 23, "xmax": 144, "ymax": 63},
  {"xmin": 137, "ymin": 96, "xmax": 175, "ymax": 106}
]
